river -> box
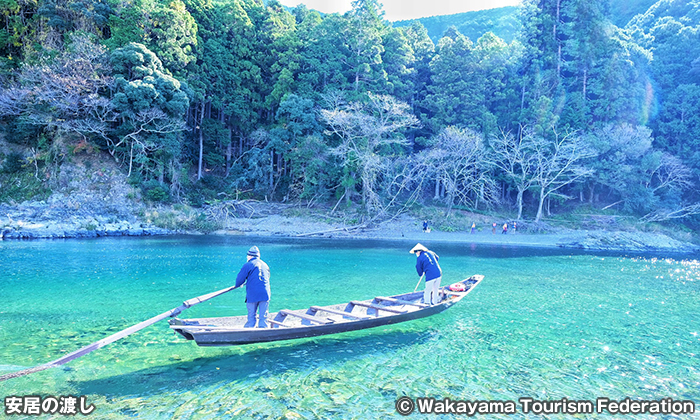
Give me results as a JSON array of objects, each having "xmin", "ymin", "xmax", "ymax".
[{"xmin": 1, "ymin": 236, "xmax": 698, "ymax": 418}]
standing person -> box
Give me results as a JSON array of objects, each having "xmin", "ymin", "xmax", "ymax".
[
  {"xmin": 235, "ymin": 246, "xmax": 271, "ymax": 328},
  {"xmin": 470, "ymin": 222, "xmax": 476, "ymax": 234},
  {"xmin": 410, "ymin": 243, "xmax": 443, "ymax": 305},
  {"xmin": 513, "ymin": 222, "xmax": 517, "ymax": 234},
  {"xmin": 492, "ymin": 222, "xmax": 497, "ymax": 234},
  {"xmin": 502, "ymin": 223, "xmax": 508, "ymax": 234},
  {"xmin": 423, "ymin": 220, "xmax": 429, "ymax": 233}
]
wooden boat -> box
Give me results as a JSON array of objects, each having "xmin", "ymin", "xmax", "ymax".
[{"xmin": 169, "ymin": 274, "xmax": 483, "ymax": 346}]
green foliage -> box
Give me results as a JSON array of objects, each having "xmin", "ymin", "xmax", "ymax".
[
  {"xmin": 3, "ymin": 0, "xmax": 700, "ymax": 227},
  {"xmin": 423, "ymin": 29, "xmax": 511, "ymax": 136},
  {"xmin": 110, "ymin": 42, "xmax": 189, "ymax": 180},
  {"xmin": 610, "ymin": 0, "xmax": 659, "ymax": 27},
  {"xmin": 393, "ymin": 6, "xmax": 521, "ymax": 44},
  {"xmin": 1, "ymin": 151, "xmax": 24, "ymax": 173},
  {"xmin": 185, "ymin": 175, "xmax": 228, "ymax": 207},
  {"xmin": 0, "ymin": 170, "xmax": 51, "ymax": 203},
  {"xmin": 653, "ymin": 84, "xmax": 700, "ymax": 178},
  {"xmin": 141, "ymin": 179, "xmax": 171, "ymax": 203},
  {"xmin": 147, "ymin": 0, "xmax": 197, "ymax": 75}
]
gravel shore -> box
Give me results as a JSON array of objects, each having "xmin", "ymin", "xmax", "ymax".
[{"xmin": 214, "ymin": 213, "xmax": 700, "ymax": 255}]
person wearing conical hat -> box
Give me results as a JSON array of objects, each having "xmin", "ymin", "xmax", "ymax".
[
  {"xmin": 234, "ymin": 246, "xmax": 271, "ymax": 328},
  {"xmin": 410, "ymin": 243, "xmax": 442, "ymax": 305}
]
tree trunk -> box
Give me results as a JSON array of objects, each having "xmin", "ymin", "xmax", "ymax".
[
  {"xmin": 555, "ymin": 0, "xmax": 562, "ymax": 81},
  {"xmin": 157, "ymin": 161, "xmax": 164, "ymax": 184},
  {"xmin": 269, "ymin": 149, "xmax": 274, "ymax": 191},
  {"xmin": 225, "ymin": 127, "xmax": 232, "ymax": 177},
  {"xmin": 535, "ymin": 187, "xmax": 546, "ymax": 222},
  {"xmin": 128, "ymin": 142, "xmax": 134, "ymax": 178},
  {"xmin": 516, "ymin": 187, "xmax": 525, "ymax": 220},
  {"xmin": 197, "ymin": 102, "xmax": 205, "ymax": 181}
]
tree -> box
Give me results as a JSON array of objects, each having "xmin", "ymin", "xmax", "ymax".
[
  {"xmin": 516, "ymin": 0, "xmax": 563, "ymax": 132},
  {"xmin": 517, "ymin": 0, "xmax": 650, "ymax": 132},
  {"xmin": 528, "ymin": 127, "xmax": 596, "ymax": 221},
  {"xmin": 583, "ymin": 124, "xmax": 653, "ymax": 207},
  {"xmin": 422, "ymin": 126, "xmax": 495, "ymax": 213},
  {"xmin": 0, "ymin": 34, "xmax": 114, "ymax": 147},
  {"xmin": 344, "ymin": 0, "xmax": 387, "ymax": 93},
  {"xmin": 0, "ymin": 33, "xmax": 114, "ymax": 183},
  {"xmin": 381, "ymin": 26, "xmax": 415, "ymax": 103},
  {"xmin": 653, "ymin": 84, "xmax": 700, "ymax": 180},
  {"xmin": 295, "ymin": 12, "xmax": 350, "ymax": 95},
  {"xmin": 488, "ymin": 129, "xmax": 538, "ymax": 220},
  {"xmin": 422, "ymin": 27, "xmax": 480, "ymax": 133},
  {"xmin": 146, "ymin": 0, "xmax": 197, "ymax": 76},
  {"xmin": 320, "ymin": 93, "xmax": 419, "ymax": 215},
  {"xmin": 183, "ymin": 0, "xmax": 264, "ymax": 179},
  {"xmin": 400, "ymin": 21, "xmax": 434, "ymax": 142},
  {"xmin": 0, "ymin": 0, "xmax": 39, "ymax": 72},
  {"xmin": 110, "ymin": 43, "xmax": 189, "ymax": 180}
]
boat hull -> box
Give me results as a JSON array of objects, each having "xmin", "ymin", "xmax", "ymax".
[{"xmin": 170, "ymin": 275, "xmax": 482, "ymax": 346}]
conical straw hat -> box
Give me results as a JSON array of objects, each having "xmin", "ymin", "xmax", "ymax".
[{"xmin": 409, "ymin": 243, "xmax": 429, "ymax": 254}]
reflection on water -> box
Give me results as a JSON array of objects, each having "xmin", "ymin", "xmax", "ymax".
[{"xmin": 0, "ymin": 236, "xmax": 698, "ymax": 418}]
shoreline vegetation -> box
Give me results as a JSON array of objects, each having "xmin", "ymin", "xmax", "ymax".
[
  {"xmin": 0, "ymin": 136, "xmax": 697, "ymax": 255},
  {"xmin": 1, "ymin": 195, "xmax": 698, "ymax": 255}
]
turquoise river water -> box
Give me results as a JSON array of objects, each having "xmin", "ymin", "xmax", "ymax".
[{"xmin": 0, "ymin": 236, "xmax": 698, "ymax": 419}]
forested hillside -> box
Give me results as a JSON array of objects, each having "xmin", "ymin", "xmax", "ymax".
[
  {"xmin": 393, "ymin": 6, "xmax": 521, "ymax": 43},
  {"xmin": 0, "ymin": 0, "xmax": 699, "ymax": 227}
]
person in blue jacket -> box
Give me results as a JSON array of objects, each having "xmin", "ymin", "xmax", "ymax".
[
  {"xmin": 235, "ymin": 246, "xmax": 271, "ymax": 328},
  {"xmin": 410, "ymin": 243, "xmax": 442, "ymax": 305}
]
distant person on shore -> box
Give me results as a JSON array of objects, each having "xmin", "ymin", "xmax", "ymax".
[
  {"xmin": 513, "ymin": 222, "xmax": 517, "ymax": 234},
  {"xmin": 502, "ymin": 223, "xmax": 508, "ymax": 234},
  {"xmin": 423, "ymin": 220, "xmax": 430, "ymax": 233},
  {"xmin": 471, "ymin": 222, "xmax": 476, "ymax": 234},
  {"xmin": 410, "ymin": 243, "xmax": 442, "ymax": 305},
  {"xmin": 492, "ymin": 222, "xmax": 496, "ymax": 234},
  {"xmin": 235, "ymin": 246, "xmax": 271, "ymax": 328}
]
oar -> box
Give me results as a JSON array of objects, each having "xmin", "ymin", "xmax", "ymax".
[
  {"xmin": 413, "ymin": 275, "xmax": 425, "ymax": 292},
  {"xmin": 0, "ymin": 285, "xmax": 240, "ymax": 382}
]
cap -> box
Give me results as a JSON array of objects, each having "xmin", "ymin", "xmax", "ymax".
[{"xmin": 247, "ymin": 246, "xmax": 260, "ymax": 257}]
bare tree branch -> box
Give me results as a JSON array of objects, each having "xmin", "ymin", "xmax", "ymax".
[{"xmin": 321, "ymin": 93, "xmax": 419, "ymax": 215}]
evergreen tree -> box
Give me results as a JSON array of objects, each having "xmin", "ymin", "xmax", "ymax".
[{"xmin": 344, "ymin": 0, "xmax": 388, "ymax": 95}]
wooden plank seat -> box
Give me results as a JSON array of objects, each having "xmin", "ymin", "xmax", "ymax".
[
  {"xmin": 310, "ymin": 306, "xmax": 371, "ymax": 320},
  {"xmin": 375, "ymin": 296, "xmax": 428, "ymax": 308},
  {"xmin": 350, "ymin": 301, "xmax": 407, "ymax": 315},
  {"xmin": 279, "ymin": 309, "xmax": 334, "ymax": 324},
  {"xmin": 268, "ymin": 319, "xmax": 289, "ymax": 328},
  {"xmin": 173, "ymin": 324, "xmax": 238, "ymax": 330}
]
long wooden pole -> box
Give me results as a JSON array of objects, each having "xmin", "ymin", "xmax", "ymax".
[
  {"xmin": 0, "ymin": 285, "xmax": 240, "ymax": 382},
  {"xmin": 413, "ymin": 275, "xmax": 425, "ymax": 292}
]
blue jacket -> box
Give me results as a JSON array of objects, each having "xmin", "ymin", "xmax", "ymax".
[
  {"xmin": 416, "ymin": 251, "xmax": 442, "ymax": 281},
  {"xmin": 235, "ymin": 257, "xmax": 271, "ymax": 302}
]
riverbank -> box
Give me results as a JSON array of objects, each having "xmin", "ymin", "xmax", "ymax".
[
  {"xmin": 1, "ymin": 150, "xmax": 698, "ymax": 253},
  {"xmin": 1, "ymin": 195, "xmax": 698, "ymax": 254},
  {"xmin": 214, "ymin": 212, "xmax": 700, "ymax": 255}
]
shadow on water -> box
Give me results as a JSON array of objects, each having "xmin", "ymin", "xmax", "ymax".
[
  {"xmin": 121, "ymin": 234, "xmax": 698, "ymax": 260},
  {"xmin": 74, "ymin": 328, "xmax": 434, "ymax": 398}
]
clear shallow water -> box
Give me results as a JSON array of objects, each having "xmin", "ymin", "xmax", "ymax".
[{"xmin": 0, "ymin": 236, "xmax": 698, "ymax": 419}]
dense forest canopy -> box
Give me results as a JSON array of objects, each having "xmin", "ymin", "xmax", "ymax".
[
  {"xmin": 393, "ymin": 6, "xmax": 522, "ymax": 44},
  {"xmin": 1, "ymin": 0, "xmax": 699, "ymax": 225}
]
